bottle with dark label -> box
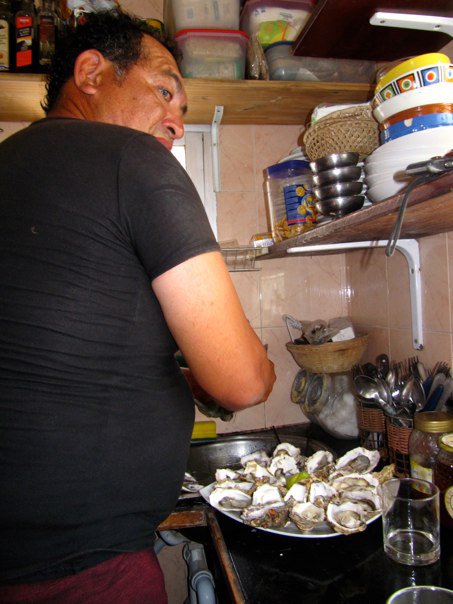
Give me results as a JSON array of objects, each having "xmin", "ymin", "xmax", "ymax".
[
  {"xmin": 0, "ymin": 0, "xmax": 12, "ymax": 71},
  {"xmin": 37, "ymin": 0, "xmax": 55, "ymax": 71},
  {"xmin": 13, "ymin": 0, "xmax": 34, "ymax": 72}
]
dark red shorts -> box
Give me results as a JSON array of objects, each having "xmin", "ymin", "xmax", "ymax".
[{"xmin": 0, "ymin": 549, "xmax": 168, "ymax": 604}]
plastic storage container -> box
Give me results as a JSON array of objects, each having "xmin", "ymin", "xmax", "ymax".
[
  {"xmin": 264, "ymin": 159, "xmax": 316, "ymax": 241},
  {"xmin": 171, "ymin": 0, "xmax": 240, "ymax": 30},
  {"xmin": 240, "ymin": 0, "xmax": 314, "ymax": 47},
  {"xmin": 174, "ymin": 29, "xmax": 248, "ymax": 80},
  {"xmin": 265, "ymin": 41, "xmax": 377, "ymax": 83},
  {"xmin": 409, "ymin": 411, "xmax": 453, "ymax": 483}
]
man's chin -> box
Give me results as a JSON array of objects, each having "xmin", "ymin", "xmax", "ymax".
[{"xmin": 154, "ymin": 137, "xmax": 173, "ymax": 151}]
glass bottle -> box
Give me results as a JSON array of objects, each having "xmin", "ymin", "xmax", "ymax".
[
  {"xmin": 37, "ymin": 0, "xmax": 55, "ymax": 71},
  {"xmin": 13, "ymin": 0, "xmax": 35, "ymax": 72},
  {"xmin": 408, "ymin": 411, "xmax": 453, "ymax": 483},
  {"xmin": 0, "ymin": 0, "xmax": 12, "ymax": 71},
  {"xmin": 433, "ymin": 432, "xmax": 453, "ymax": 529}
]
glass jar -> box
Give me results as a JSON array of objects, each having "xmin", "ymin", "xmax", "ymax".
[
  {"xmin": 408, "ymin": 411, "xmax": 453, "ymax": 483},
  {"xmin": 433, "ymin": 432, "xmax": 453, "ymax": 529}
]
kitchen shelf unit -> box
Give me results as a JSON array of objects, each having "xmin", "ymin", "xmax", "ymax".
[
  {"xmin": 0, "ymin": 73, "xmax": 373, "ymax": 124},
  {"xmin": 258, "ymin": 172, "xmax": 453, "ymax": 259}
]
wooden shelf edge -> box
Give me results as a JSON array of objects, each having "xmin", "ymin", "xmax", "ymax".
[
  {"xmin": 0, "ymin": 73, "xmax": 372, "ymax": 124},
  {"xmin": 260, "ymin": 172, "xmax": 453, "ymax": 259}
]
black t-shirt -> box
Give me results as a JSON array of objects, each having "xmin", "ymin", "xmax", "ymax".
[{"xmin": 0, "ymin": 118, "xmax": 219, "ymax": 581}]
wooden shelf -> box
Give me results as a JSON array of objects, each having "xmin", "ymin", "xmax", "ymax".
[
  {"xmin": 0, "ymin": 73, "xmax": 372, "ymax": 124},
  {"xmin": 259, "ymin": 171, "xmax": 453, "ymax": 259}
]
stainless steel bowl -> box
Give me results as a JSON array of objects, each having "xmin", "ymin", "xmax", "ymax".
[
  {"xmin": 310, "ymin": 152, "xmax": 360, "ymax": 173},
  {"xmin": 314, "ymin": 180, "xmax": 364, "ymax": 200},
  {"xmin": 315, "ymin": 195, "xmax": 365, "ymax": 218},
  {"xmin": 312, "ymin": 165, "xmax": 362, "ymax": 186}
]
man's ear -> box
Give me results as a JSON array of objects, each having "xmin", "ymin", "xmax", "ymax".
[{"xmin": 73, "ymin": 49, "xmax": 107, "ymax": 95}]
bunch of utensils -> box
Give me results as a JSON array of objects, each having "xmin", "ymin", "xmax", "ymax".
[{"xmin": 352, "ymin": 354, "xmax": 453, "ymax": 420}]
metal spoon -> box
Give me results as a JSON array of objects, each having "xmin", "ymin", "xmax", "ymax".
[{"xmin": 354, "ymin": 375, "xmax": 398, "ymax": 416}]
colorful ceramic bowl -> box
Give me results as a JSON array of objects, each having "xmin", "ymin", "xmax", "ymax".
[
  {"xmin": 379, "ymin": 112, "xmax": 453, "ymax": 144},
  {"xmin": 372, "ymin": 83, "xmax": 453, "ymax": 123},
  {"xmin": 375, "ymin": 53, "xmax": 450, "ymax": 92},
  {"xmin": 379, "ymin": 103, "xmax": 453, "ymax": 129}
]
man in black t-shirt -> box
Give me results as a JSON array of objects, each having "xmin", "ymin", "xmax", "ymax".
[{"xmin": 0, "ymin": 9, "xmax": 276, "ymax": 603}]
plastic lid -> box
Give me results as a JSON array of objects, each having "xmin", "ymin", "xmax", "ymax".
[
  {"xmin": 264, "ymin": 41, "xmax": 293, "ymax": 53},
  {"xmin": 413, "ymin": 411, "xmax": 453, "ymax": 433},
  {"xmin": 174, "ymin": 29, "xmax": 249, "ymax": 39},
  {"xmin": 266, "ymin": 159, "xmax": 310, "ymax": 177},
  {"xmin": 438, "ymin": 432, "xmax": 453, "ymax": 453}
]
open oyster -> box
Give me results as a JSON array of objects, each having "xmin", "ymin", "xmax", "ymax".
[
  {"xmin": 252, "ymin": 484, "xmax": 283, "ymax": 506},
  {"xmin": 305, "ymin": 450, "xmax": 335, "ymax": 476},
  {"xmin": 284, "ymin": 483, "xmax": 308, "ymax": 505},
  {"xmin": 241, "ymin": 501, "xmax": 289, "ymax": 529},
  {"xmin": 209, "ymin": 487, "xmax": 252, "ymax": 511},
  {"xmin": 269, "ymin": 453, "xmax": 300, "ymax": 478},
  {"xmin": 242, "ymin": 460, "xmax": 275, "ymax": 484},
  {"xmin": 326, "ymin": 501, "xmax": 367, "ymax": 534},
  {"xmin": 240, "ymin": 449, "xmax": 271, "ymax": 467},
  {"xmin": 308, "ymin": 480, "xmax": 337, "ymax": 508},
  {"xmin": 290, "ymin": 502, "xmax": 326, "ymax": 531},
  {"xmin": 334, "ymin": 447, "xmax": 380, "ymax": 474}
]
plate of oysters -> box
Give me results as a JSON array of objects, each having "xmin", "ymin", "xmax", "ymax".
[{"xmin": 200, "ymin": 443, "xmax": 395, "ymax": 538}]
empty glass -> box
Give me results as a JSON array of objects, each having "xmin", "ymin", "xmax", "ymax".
[{"xmin": 381, "ymin": 478, "xmax": 440, "ymax": 566}]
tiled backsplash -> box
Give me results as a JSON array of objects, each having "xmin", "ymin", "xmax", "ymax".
[{"xmin": 207, "ymin": 124, "xmax": 453, "ymax": 434}]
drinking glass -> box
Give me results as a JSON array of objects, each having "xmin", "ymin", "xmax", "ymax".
[
  {"xmin": 381, "ymin": 477, "xmax": 440, "ymax": 566},
  {"xmin": 386, "ymin": 585, "xmax": 453, "ymax": 603}
]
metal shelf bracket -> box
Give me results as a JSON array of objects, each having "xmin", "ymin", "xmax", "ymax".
[
  {"xmin": 286, "ymin": 239, "xmax": 423, "ymax": 350},
  {"xmin": 211, "ymin": 105, "xmax": 224, "ymax": 192},
  {"xmin": 369, "ymin": 11, "xmax": 453, "ymax": 37}
]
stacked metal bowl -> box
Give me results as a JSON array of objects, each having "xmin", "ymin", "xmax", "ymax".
[{"xmin": 310, "ymin": 152, "xmax": 365, "ymax": 219}]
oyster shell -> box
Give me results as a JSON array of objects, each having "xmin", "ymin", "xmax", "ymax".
[
  {"xmin": 290, "ymin": 502, "xmax": 326, "ymax": 531},
  {"xmin": 216, "ymin": 480, "xmax": 255, "ymax": 494},
  {"xmin": 273, "ymin": 442, "xmax": 301, "ymax": 459},
  {"xmin": 209, "ymin": 487, "xmax": 252, "ymax": 511},
  {"xmin": 326, "ymin": 501, "xmax": 367, "ymax": 534},
  {"xmin": 240, "ymin": 449, "xmax": 271, "ymax": 467},
  {"xmin": 308, "ymin": 480, "xmax": 337, "ymax": 508},
  {"xmin": 241, "ymin": 501, "xmax": 289, "ymax": 529},
  {"xmin": 242, "ymin": 460, "xmax": 275, "ymax": 484},
  {"xmin": 215, "ymin": 468, "xmax": 241, "ymax": 483},
  {"xmin": 252, "ymin": 484, "xmax": 283, "ymax": 506},
  {"xmin": 284, "ymin": 483, "xmax": 308, "ymax": 505},
  {"xmin": 305, "ymin": 450, "xmax": 335, "ymax": 476},
  {"xmin": 331, "ymin": 472, "xmax": 379, "ymax": 493},
  {"xmin": 334, "ymin": 447, "xmax": 380, "ymax": 474},
  {"xmin": 268, "ymin": 453, "xmax": 300, "ymax": 478}
]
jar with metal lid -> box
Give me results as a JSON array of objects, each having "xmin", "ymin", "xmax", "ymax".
[
  {"xmin": 408, "ymin": 411, "xmax": 453, "ymax": 483},
  {"xmin": 433, "ymin": 432, "xmax": 453, "ymax": 529}
]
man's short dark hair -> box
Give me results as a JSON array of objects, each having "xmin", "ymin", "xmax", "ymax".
[{"xmin": 42, "ymin": 9, "xmax": 177, "ymax": 114}]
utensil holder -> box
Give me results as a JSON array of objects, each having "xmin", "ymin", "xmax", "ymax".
[
  {"xmin": 385, "ymin": 415, "xmax": 414, "ymax": 478},
  {"xmin": 356, "ymin": 398, "xmax": 388, "ymax": 459}
]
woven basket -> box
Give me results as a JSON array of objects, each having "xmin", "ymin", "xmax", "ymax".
[
  {"xmin": 286, "ymin": 335, "xmax": 368, "ymax": 374},
  {"xmin": 356, "ymin": 399, "xmax": 388, "ymax": 459},
  {"xmin": 303, "ymin": 105, "xmax": 379, "ymax": 161},
  {"xmin": 386, "ymin": 415, "xmax": 413, "ymax": 478}
]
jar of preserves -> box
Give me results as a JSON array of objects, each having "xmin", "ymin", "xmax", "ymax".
[
  {"xmin": 408, "ymin": 411, "xmax": 453, "ymax": 483},
  {"xmin": 433, "ymin": 432, "xmax": 453, "ymax": 529}
]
